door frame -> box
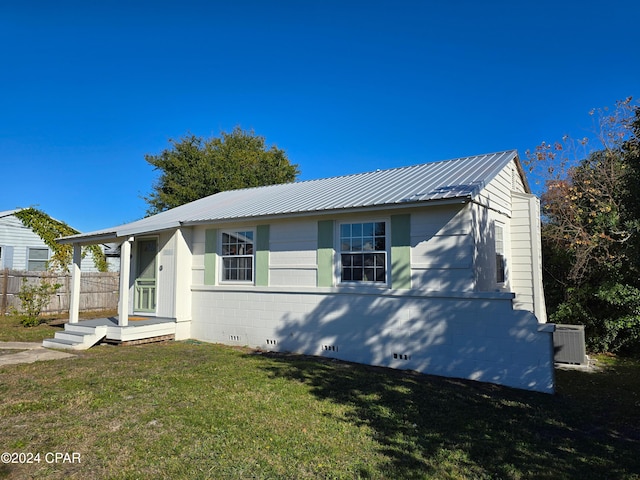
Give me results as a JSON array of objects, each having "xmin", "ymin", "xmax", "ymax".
[{"xmin": 133, "ymin": 236, "xmax": 158, "ymax": 314}]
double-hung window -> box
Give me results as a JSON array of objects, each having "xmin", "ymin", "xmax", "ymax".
[
  {"xmin": 28, "ymin": 247, "xmax": 49, "ymax": 272},
  {"xmin": 221, "ymin": 231, "xmax": 254, "ymax": 282},
  {"xmin": 495, "ymin": 224, "xmax": 506, "ymax": 284},
  {"xmin": 340, "ymin": 221, "xmax": 386, "ymax": 283}
]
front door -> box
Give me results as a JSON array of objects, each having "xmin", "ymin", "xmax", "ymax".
[{"xmin": 134, "ymin": 238, "xmax": 157, "ymax": 313}]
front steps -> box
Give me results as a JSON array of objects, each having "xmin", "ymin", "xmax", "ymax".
[{"xmin": 43, "ymin": 323, "xmax": 108, "ymax": 350}]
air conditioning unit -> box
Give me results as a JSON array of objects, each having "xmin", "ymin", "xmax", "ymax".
[{"xmin": 553, "ymin": 324, "xmax": 588, "ymax": 365}]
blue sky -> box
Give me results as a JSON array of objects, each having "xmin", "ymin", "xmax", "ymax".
[{"xmin": 1, "ymin": 1, "xmax": 638, "ymax": 232}]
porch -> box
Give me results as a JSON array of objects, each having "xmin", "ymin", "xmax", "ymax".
[{"xmin": 42, "ymin": 316, "xmax": 177, "ymax": 350}]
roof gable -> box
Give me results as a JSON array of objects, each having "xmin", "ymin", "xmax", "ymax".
[{"xmin": 61, "ymin": 150, "xmax": 526, "ymax": 242}]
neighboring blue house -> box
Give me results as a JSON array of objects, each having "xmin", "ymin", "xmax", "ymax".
[{"xmin": 0, "ymin": 208, "xmax": 118, "ymax": 272}]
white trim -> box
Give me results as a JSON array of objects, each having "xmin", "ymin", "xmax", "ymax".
[
  {"xmin": 219, "ymin": 228, "xmax": 256, "ymax": 285},
  {"xmin": 494, "ymin": 221, "xmax": 506, "ymax": 286},
  {"xmin": 133, "ymin": 236, "xmax": 159, "ymax": 315},
  {"xmin": 336, "ymin": 218, "xmax": 390, "ymax": 286},
  {"xmin": 26, "ymin": 246, "xmax": 49, "ymax": 271},
  {"xmin": 191, "ymin": 283, "xmax": 516, "ymax": 300},
  {"xmin": 118, "ymin": 238, "xmax": 132, "ymax": 327},
  {"xmin": 69, "ymin": 245, "xmax": 82, "ymax": 324}
]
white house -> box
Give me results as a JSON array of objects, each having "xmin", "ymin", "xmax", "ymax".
[
  {"xmin": 0, "ymin": 209, "xmax": 117, "ymax": 272},
  {"xmin": 49, "ymin": 150, "xmax": 555, "ymax": 393}
]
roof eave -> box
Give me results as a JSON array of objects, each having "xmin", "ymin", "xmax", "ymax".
[{"xmin": 181, "ymin": 196, "xmax": 472, "ymax": 227}]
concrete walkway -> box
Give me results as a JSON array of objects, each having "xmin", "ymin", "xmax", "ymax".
[{"xmin": 0, "ymin": 342, "xmax": 75, "ymax": 366}]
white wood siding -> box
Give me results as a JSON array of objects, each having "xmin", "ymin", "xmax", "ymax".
[
  {"xmin": 155, "ymin": 230, "xmax": 177, "ymax": 318},
  {"xmin": 410, "ymin": 205, "xmax": 475, "ymax": 291},
  {"xmin": 269, "ymin": 220, "xmax": 318, "ymax": 287},
  {"xmin": 511, "ymin": 192, "xmax": 547, "ymax": 322},
  {"xmin": 192, "ymin": 226, "xmax": 207, "ymax": 285},
  {"xmin": 476, "ymin": 159, "xmax": 527, "ymax": 215}
]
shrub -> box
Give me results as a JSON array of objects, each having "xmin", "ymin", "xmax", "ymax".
[{"xmin": 12, "ymin": 277, "xmax": 63, "ymax": 327}]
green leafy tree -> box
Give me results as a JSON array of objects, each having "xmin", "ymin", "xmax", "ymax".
[
  {"xmin": 525, "ymin": 98, "xmax": 640, "ymax": 354},
  {"xmin": 144, "ymin": 127, "xmax": 300, "ymax": 215},
  {"xmin": 14, "ymin": 208, "xmax": 108, "ymax": 273}
]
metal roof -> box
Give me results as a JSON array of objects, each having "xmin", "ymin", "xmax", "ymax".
[
  {"xmin": 60, "ymin": 150, "xmax": 524, "ymax": 243},
  {"xmin": 0, "ymin": 209, "xmax": 21, "ymax": 219}
]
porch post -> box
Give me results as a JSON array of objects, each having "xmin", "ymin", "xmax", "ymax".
[
  {"xmin": 118, "ymin": 238, "xmax": 132, "ymax": 327},
  {"xmin": 69, "ymin": 244, "xmax": 82, "ymax": 324}
]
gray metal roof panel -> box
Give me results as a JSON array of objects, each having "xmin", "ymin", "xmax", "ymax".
[
  {"xmin": 61, "ymin": 150, "xmax": 521, "ymax": 242},
  {"xmin": 0, "ymin": 209, "xmax": 21, "ymax": 219}
]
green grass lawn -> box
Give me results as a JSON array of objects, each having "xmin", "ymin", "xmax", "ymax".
[
  {"xmin": 1, "ymin": 326, "xmax": 639, "ymax": 479},
  {"xmin": 0, "ymin": 312, "xmax": 117, "ymax": 343}
]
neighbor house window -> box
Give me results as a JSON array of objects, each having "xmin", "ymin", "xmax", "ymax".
[
  {"xmin": 28, "ymin": 247, "xmax": 49, "ymax": 271},
  {"xmin": 340, "ymin": 221, "xmax": 386, "ymax": 283},
  {"xmin": 495, "ymin": 224, "xmax": 506, "ymax": 284},
  {"xmin": 221, "ymin": 231, "xmax": 254, "ymax": 282}
]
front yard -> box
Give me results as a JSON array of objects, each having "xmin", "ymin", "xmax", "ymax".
[{"xmin": 0, "ymin": 315, "xmax": 639, "ymax": 479}]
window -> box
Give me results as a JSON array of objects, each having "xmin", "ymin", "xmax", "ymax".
[
  {"xmin": 28, "ymin": 247, "xmax": 49, "ymax": 271},
  {"xmin": 340, "ymin": 221, "xmax": 386, "ymax": 283},
  {"xmin": 221, "ymin": 231, "xmax": 254, "ymax": 282},
  {"xmin": 495, "ymin": 224, "xmax": 506, "ymax": 284}
]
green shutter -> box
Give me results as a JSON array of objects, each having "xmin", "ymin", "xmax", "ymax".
[
  {"xmin": 204, "ymin": 229, "xmax": 217, "ymax": 285},
  {"xmin": 317, "ymin": 220, "xmax": 334, "ymax": 287},
  {"xmin": 391, "ymin": 214, "xmax": 411, "ymax": 289},
  {"xmin": 256, "ymin": 225, "xmax": 270, "ymax": 286}
]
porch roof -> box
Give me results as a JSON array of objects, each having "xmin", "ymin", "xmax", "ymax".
[{"xmin": 59, "ymin": 150, "xmax": 526, "ymax": 244}]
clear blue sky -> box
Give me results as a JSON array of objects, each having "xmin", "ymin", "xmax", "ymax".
[{"xmin": 1, "ymin": 1, "xmax": 638, "ymax": 232}]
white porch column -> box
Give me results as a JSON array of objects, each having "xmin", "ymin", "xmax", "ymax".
[
  {"xmin": 118, "ymin": 238, "xmax": 133, "ymax": 327},
  {"xmin": 68, "ymin": 244, "xmax": 82, "ymax": 324}
]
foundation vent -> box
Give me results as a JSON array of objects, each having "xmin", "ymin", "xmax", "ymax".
[
  {"xmin": 393, "ymin": 353, "xmax": 411, "ymax": 360},
  {"xmin": 229, "ymin": 335, "xmax": 241, "ymax": 342},
  {"xmin": 266, "ymin": 339, "xmax": 278, "ymax": 346},
  {"xmin": 322, "ymin": 345, "xmax": 339, "ymax": 352}
]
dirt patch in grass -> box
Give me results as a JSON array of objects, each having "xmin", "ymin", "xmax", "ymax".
[{"xmin": 0, "ymin": 349, "xmax": 26, "ymax": 356}]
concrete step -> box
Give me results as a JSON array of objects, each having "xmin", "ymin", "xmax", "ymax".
[
  {"xmin": 56, "ymin": 331, "xmax": 87, "ymax": 343},
  {"xmin": 64, "ymin": 323, "xmax": 101, "ymax": 335},
  {"xmin": 42, "ymin": 325, "xmax": 108, "ymax": 350},
  {"xmin": 42, "ymin": 337, "xmax": 84, "ymax": 350}
]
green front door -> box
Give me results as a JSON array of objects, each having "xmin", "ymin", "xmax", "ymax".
[{"xmin": 134, "ymin": 239, "xmax": 157, "ymax": 313}]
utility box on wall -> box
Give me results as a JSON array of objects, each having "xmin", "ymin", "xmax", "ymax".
[{"xmin": 553, "ymin": 324, "xmax": 588, "ymax": 365}]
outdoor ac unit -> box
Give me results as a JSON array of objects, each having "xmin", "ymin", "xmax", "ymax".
[{"xmin": 553, "ymin": 324, "xmax": 588, "ymax": 365}]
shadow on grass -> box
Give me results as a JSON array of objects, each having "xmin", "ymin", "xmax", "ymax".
[{"xmin": 250, "ymin": 352, "xmax": 640, "ymax": 479}]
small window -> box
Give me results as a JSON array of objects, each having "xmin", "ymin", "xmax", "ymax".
[
  {"xmin": 28, "ymin": 247, "xmax": 49, "ymax": 272},
  {"xmin": 340, "ymin": 221, "xmax": 386, "ymax": 283},
  {"xmin": 221, "ymin": 231, "xmax": 254, "ymax": 282},
  {"xmin": 495, "ymin": 224, "xmax": 506, "ymax": 284}
]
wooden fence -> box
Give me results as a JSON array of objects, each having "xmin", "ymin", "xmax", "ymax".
[{"xmin": 0, "ymin": 269, "xmax": 119, "ymax": 316}]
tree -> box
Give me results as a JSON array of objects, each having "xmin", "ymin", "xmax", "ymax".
[
  {"xmin": 525, "ymin": 98, "xmax": 640, "ymax": 353},
  {"xmin": 143, "ymin": 127, "xmax": 300, "ymax": 215}
]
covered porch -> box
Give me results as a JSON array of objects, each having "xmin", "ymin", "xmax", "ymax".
[
  {"xmin": 43, "ymin": 315, "xmax": 177, "ymax": 350},
  {"xmin": 44, "ymin": 227, "xmax": 192, "ymax": 350}
]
